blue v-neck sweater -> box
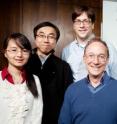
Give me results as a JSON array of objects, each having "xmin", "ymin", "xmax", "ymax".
[{"xmin": 59, "ymin": 73, "xmax": 117, "ymax": 124}]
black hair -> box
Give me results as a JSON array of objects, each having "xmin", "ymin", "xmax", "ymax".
[
  {"xmin": 33, "ymin": 21, "xmax": 60, "ymax": 41},
  {"xmin": 3, "ymin": 33, "xmax": 38, "ymax": 98}
]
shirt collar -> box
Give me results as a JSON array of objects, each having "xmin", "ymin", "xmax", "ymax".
[
  {"xmin": 86, "ymin": 72, "xmax": 110, "ymax": 93},
  {"xmin": 39, "ymin": 53, "xmax": 51, "ymax": 65},
  {"xmin": 1, "ymin": 67, "xmax": 26, "ymax": 84},
  {"xmin": 33, "ymin": 48, "xmax": 53, "ymax": 65},
  {"xmin": 86, "ymin": 71, "xmax": 110, "ymax": 86},
  {"xmin": 74, "ymin": 39, "xmax": 86, "ymax": 48}
]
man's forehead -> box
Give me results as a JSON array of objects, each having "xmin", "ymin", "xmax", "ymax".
[
  {"xmin": 37, "ymin": 27, "xmax": 56, "ymax": 35},
  {"xmin": 86, "ymin": 42, "xmax": 107, "ymax": 52},
  {"xmin": 76, "ymin": 12, "xmax": 89, "ymax": 19}
]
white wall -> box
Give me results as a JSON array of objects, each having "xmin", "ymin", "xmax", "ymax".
[{"xmin": 102, "ymin": 0, "xmax": 117, "ymax": 48}]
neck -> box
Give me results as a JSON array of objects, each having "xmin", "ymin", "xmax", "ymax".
[
  {"xmin": 89, "ymin": 73, "xmax": 104, "ymax": 88},
  {"xmin": 8, "ymin": 65, "xmax": 23, "ymax": 84},
  {"xmin": 36, "ymin": 49, "xmax": 54, "ymax": 57},
  {"xmin": 37, "ymin": 50, "xmax": 47, "ymax": 58},
  {"xmin": 76, "ymin": 33, "xmax": 95, "ymax": 45},
  {"xmin": 8, "ymin": 65, "xmax": 22, "ymax": 75},
  {"xmin": 76, "ymin": 37, "xmax": 88, "ymax": 45}
]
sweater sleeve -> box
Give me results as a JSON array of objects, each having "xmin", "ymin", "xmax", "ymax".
[{"xmin": 58, "ymin": 88, "xmax": 72, "ymax": 124}]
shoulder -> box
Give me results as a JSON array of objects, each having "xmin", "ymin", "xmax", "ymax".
[
  {"xmin": 63, "ymin": 78, "xmax": 87, "ymax": 101},
  {"xmin": 61, "ymin": 40, "xmax": 77, "ymax": 60},
  {"xmin": 50, "ymin": 54, "xmax": 66, "ymax": 63},
  {"xmin": 103, "ymin": 73, "xmax": 117, "ymax": 87},
  {"xmin": 106, "ymin": 42, "xmax": 117, "ymax": 63},
  {"xmin": 66, "ymin": 78, "xmax": 86, "ymax": 94},
  {"xmin": 30, "ymin": 52, "xmax": 38, "ymax": 60},
  {"xmin": 109, "ymin": 76, "xmax": 117, "ymax": 84},
  {"xmin": 28, "ymin": 52, "xmax": 38, "ymax": 64},
  {"xmin": 51, "ymin": 55, "xmax": 70, "ymax": 67},
  {"xmin": 63, "ymin": 40, "xmax": 76, "ymax": 52},
  {"xmin": 48, "ymin": 55, "xmax": 72, "ymax": 76},
  {"xmin": 27, "ymin": 52, "xmax": 41, "ymax": 68}
]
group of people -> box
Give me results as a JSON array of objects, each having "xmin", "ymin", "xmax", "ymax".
[{"xmin": 0, "ymin": 5, "xmax": 117, "ymax": 124}]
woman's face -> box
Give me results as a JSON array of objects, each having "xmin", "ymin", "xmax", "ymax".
[{"xmin": 4, "ymin": 39, "xmax": 30, "ymax": 69}]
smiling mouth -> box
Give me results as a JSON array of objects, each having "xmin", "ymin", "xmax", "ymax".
[
  {"xmin": 43, "ymin": 44, "xmax": 50, "ymax": 47},
  {"xmin": 15, "ymin": 59, "xmax": 23, "ymax": 62},
  {"xmin": 79, "ymin": 30, "xmax": 87, "ymax": 32}
]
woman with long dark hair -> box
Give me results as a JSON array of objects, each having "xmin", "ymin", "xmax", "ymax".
[{"xmin": 0, "ymin": 33, "xmax": 43, "ymax": 124}]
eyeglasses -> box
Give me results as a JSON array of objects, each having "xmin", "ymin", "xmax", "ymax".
[
  {"xmin": 36, "ymin": 34, "xmax": 56, "ymax": 40},
  {"xmin": 6, "ymin": 48, "xmax": 30, "ymax": 55},
  {"xmin": 74, "ymin": 19, "xmax": 91, "ymax": 25},
  {"xmin": 85, "ymin": 54, "xmax": 107, "ymax": 63}
]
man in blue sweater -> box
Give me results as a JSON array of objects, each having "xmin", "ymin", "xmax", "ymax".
[{"xmin": 58, "ymin": 37, "xmax": 117, "ymax": 124}]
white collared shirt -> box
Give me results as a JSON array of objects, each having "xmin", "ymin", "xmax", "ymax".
[{"xmin": 61, "ymin": 39, "xmax": 88, "ymax": 82}]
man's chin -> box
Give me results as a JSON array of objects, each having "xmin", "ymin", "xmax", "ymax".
[{"xmin": 90, "ymin": 72, "xmax": 102, "ymax": 78}]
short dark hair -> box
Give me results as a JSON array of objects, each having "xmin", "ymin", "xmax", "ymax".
[
  {"xmin": 33, "ymin": 21, "xmax": 60, "ymax": 41},
  {"xmin": 72, "ymin": 5, "xmax": 96, "ymax": 23},
  {"xmin": 84, "ymin": 37, "xmax": 109, "ymax": 58}
]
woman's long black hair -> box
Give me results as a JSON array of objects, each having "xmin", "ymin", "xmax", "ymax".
[{"xmin": 2, "ymin": 33, "xmax": 38, "ymax": 98}]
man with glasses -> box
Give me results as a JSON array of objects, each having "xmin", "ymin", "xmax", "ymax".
[
  {"xmin": 26, "ymin": 21, "xmax": 73, "ymax": 124},
  {"xmin": 61, "ymin": 5, "xmax": 95, "ymax": 82},
  {"xmin": 62, "ymin": 5, "xmax": 117, "ymax": 82},
  {"xmin": 59, "ymin": 38, "xmax": 117, "ymax": 124}
]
